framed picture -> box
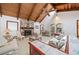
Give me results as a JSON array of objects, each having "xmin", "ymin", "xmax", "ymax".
[{"xmin": 35, "ymin": 25, "xmax": 39, "ymax": 29}]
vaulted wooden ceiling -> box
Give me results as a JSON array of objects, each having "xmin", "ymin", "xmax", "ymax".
[
  {"xmin": 52, "ymin": 3, "xmax": 79, "ymax": 12},
  {"xmin": 0, "ymin": 3, "xmax": 79, "ymax": 22}
]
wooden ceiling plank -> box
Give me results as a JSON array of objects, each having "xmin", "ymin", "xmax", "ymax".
[
  {"xmin": 55, "ymin": 3, "xmax": 79, "ymax": 12},
  {"xmin": 27, "ymin": 4, "xmax": 36, "ymax": 21},
  {"xmin": 0, "ymin": 3, "xmax": 79, "ymax": 20},
  {"xmin": 17, "ymin": 3, "xmax": 21, "ymax": 20},
  {"xmin": 0, "ymin": 4, "xmax": 2, "ymax": 17},
  {"xmin": 64, "ymin": 4, "xmax": 66, "ymax": 11},
  {"xmin": 35, "ymin": 4, "xmax": 48, "ymax": 22},
  {"xmin": 53, "ymin": 3, "xmax": 67, "ymax": 6},
  {"xmin": 50, "ymin": 3, "xmax": 56, "ymax": 9}
]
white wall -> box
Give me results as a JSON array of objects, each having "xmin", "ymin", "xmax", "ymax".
[
  {"xmin": 41, "ymin": 11, "xmax": 56, "ymax": 31},
  {"xmin": 0, "ymin": 17, "xmax": 2, "ymax": 37},
  {"xmin": 0, "ymin": 15, "xmax": 20, "ymax": 37},
  {"xmin": 53, "ymin": 11, "xmax": 79, "ymax": 36}
]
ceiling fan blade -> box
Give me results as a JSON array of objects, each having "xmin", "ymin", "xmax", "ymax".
[
  {"xmin": 49, "ymin": 10, "xmax": 54, "ymax": 12},
  {"xmin": 47, "ymin": 13, "xmax": 50, "ymax": 16},
  {"xmin": 49, "ymin": 9, "xmax": 57, "ymax": 12}
]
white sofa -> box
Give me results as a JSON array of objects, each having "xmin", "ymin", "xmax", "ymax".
[{"xmin": 0, "ymin": 36, "xmax": 18, "ymax": 55}]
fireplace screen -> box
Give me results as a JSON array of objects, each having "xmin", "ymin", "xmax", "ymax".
[{"xmin": 24, "ymin": 30, "xmax": 32, "ymax": 36}]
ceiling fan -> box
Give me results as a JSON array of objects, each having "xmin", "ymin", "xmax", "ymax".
[{"xmin": 42, "ymin": 8, "xmax": 57, "ymax": 16}]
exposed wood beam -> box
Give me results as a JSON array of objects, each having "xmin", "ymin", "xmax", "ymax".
[
  {"xmin": 50, "ymin": 3, "xmax": 58, "ymax": 12},
  {"xmin": 17, "ymin": 3, "xmax": 21, "ymax": 20},
  {"xmin": 57, "ymin": 9, "xmax": 79, "ymax": 12},
  {"xmin": 35, "ymin": 4, "xmax": 48, "ymax": 22},
  {"xmin": 40, "ymin": 6, "xmax": 53, "ymax": 22},
  {"xmin": 55, "ymin": 4, "xmax": 79, "ymax": 12},
  {"xmin": 0, "ymin": 4, "xmax": 2, "ymax": 17},
  {"xmin": 53, "ymin": 3, "xmax": 67, "ymax": 6},
  {"xmin": 40, "ymin": 14, "xmax": 47, "ymax": 22},
  {"xmin": 27, "ymin": 4, "xmax": 36, "ymax": 21},
  {"xmin": 63, "ymin": 4, "xmax": 68, "ymax": 11},
  {"xmin": 50, "ymin": 3, "xmax": 58, "ymax": 10},
  {"xmin": 57, "ymin": 8, "xmax": 79, "ymax": 12}
]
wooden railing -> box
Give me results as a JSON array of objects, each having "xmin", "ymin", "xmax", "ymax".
[
  {"xmin": 29, "ymin": 35, "xmax": 69, "ymax": 55},
  {"xmin": 65, "ymin": 35, "xmax": 69, "ymax": 54}
]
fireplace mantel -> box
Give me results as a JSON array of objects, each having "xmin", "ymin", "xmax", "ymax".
[{"xmin": 21, "ymin": 27, "xmax": 34, "ymax": 29}]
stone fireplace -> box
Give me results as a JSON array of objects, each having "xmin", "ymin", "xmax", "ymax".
[{"xmin": 21, "ymin": 27, "xmax": 34, "ymax": 36}]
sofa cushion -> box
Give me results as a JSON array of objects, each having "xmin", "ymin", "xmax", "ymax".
[{"xmin": 0, "ymin": 39, "xmax": 18, "ymax": 54}]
